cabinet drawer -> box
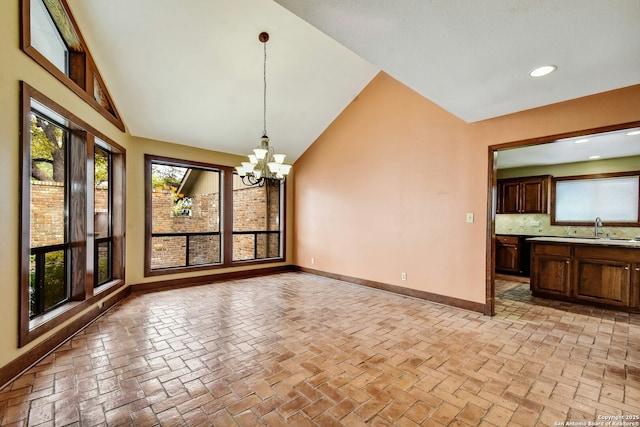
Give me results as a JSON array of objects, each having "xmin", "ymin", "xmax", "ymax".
[
  {"xmin": 575, "ymin": 245, "xmax": 640, "ymax": 263},
  {"xmin": 532, "ymin": 243, "xmax": 571, "ymax": 257},
  {"xmin": 496, "ymin": 235, "xmax": 519, "ymax": 245}
]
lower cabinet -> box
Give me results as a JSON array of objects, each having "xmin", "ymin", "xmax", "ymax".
[
  {"xmin": 496, "ymin": 235, "xmax": 531, "ymax": 276},
  {"xmin": 530, "ymin": 242, "xmax": 640, "ymax": 310},
  {"xmin": 496, "ymin": 235, "xmax": 520, "ymax": 274},
  {"xmin": 530, "ymin": 244, "xmax": 571, "ymax": 296}
]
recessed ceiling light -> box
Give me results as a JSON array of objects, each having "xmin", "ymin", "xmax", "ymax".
[
  {"xmin": 529, "ymin": 65, "xmax": 557, "ymax": 77},
  {"xmin": 626, "ymin": 130, "xmax": 640, "ymax": 136},
  {"xmin": 588, "ymin": 155, "xmax": 601, "ymax": 160},
  {"xmin": 574, "ymin": 139, "xmax": 588, "ymax": 144}
]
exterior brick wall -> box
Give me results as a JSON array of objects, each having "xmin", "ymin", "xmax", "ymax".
[
  {"xmin": 151, "ymin": 185, "xmax": 280, "ymax": 268},
  {"xmin": 30, "ymin": 181, "xmax": 109, "ymax": 248}
]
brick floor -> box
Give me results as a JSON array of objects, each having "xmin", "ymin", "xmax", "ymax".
[{"xmin": 0, "ymin": 273, "xmax": 638, "ymax": 426}]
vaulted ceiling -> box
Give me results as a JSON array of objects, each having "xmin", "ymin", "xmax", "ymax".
[{"xmin": 67, "ymin": 0, "xmax": 640, "ymax": 163}]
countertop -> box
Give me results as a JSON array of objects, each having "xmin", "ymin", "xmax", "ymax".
[{"xmin": 527, "ymin": 236, "xmax": 640, "ymax": 248}]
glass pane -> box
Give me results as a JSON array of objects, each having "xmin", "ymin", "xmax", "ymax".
[
  {"xmin": 188, "ymin": 235, "xmax": 221, "ymax": 265},
  {"xmin": 30, "ymin": 0, "xmax": 68, "ymax": 74},
  {"xmin": 43, "ymin": 250, "xmax": 66, "ymax": 311},
  {"xmin": 96, "ymin": 241, "xmax": 111, "ymax": 285},
  {"xmin": 151, "ymin": 164, "xmax": 221, "ymax": 269},
  {"xmin": 29, "ymin": 255, "xmax": 37, "ymax": 318},
  {"xmin": 232, "ymin": 176, "xmax": 281, "ymax": 261},
  {"xmin": 30, "ymin": 112, "xmax": 66, "ymax": 247},
  {"xmin": 95, "ymin": 146, "xmax": 110, "ymax": 238},
  {"xmin": 555, "ymin": 176, "xmax": 639, "ymax": 222},
  {"xmin": 151, "ymin": 235, "xmax": 186, "ymax": 269}
]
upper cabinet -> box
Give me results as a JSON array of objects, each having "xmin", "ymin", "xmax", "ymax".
[{"xmin": 497, "ymin": 175, "xmax": 550, "ymax": 214}]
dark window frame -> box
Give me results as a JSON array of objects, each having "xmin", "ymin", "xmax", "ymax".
[
  {"xmin": 20, "ymin": 82, "xmax": 126, "ymax": 347},
  {"xmin": 20, "ymin": 0, "xmax": 125, "ymax": 131},
  {"xmin": 551, "ymin": 170, "xmax": 640, "ymax": 226},
  {"xmin": 144, "ymin": 155, "xmax": 286, "ymax": 277}
]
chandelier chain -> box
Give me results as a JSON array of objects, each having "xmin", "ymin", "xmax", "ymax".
[{"xmin": 263, "ymin": 41, "xmax": 267, "ymax": 137}]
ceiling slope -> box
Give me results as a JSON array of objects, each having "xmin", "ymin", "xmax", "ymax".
[{"xmin": 67, "ymin": 0, "xmax": 378, "ymax": 161}]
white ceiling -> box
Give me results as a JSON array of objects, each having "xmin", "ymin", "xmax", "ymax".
[
  {"xmin": 66, "ymin": 0, "xmax": 640, "ymax": 162},
  {"xmin": 497, "ymin": 127, "xmax": 640, "ymax": 169}
]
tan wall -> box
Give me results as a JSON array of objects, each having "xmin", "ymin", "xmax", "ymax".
[
  {"xmin": 293, "ymin": 72, "xmax": 640, "ymax": 305},
  {"xmin": 0, "ymin": 0, "xmax": 293, "ymax": 371}
]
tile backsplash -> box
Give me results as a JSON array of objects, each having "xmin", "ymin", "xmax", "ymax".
[{"xmin": 496, "ymin": 214, "xmax": 640, "ymax": 239}]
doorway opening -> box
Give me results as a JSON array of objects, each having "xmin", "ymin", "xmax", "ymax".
[{"xmin": 486, "ymin": 121, "xmax": 640, "ymax": 316}]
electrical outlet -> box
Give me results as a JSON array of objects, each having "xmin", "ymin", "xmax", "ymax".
[
  {"xmin": 466, "ymin": 213, "xmax": 474, "ymax": 223},
  {"xmin": 311, "ymin": 257, "xmax": 315, "ymax": 265},
  {"xmin": 401, "ymin": 272, "xmax": 407, "ymax": 281},
  {"xmin": 97, "ymin": 301, "xmax": 104, "ymax": 309}
]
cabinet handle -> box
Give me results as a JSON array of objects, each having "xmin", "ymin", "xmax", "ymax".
[
  {"xmin": 636, "ymin": 267, "xmax": 640, "ymax": 271},
  {"xmin": 624, "ymin": 267, "xmax": 630, "ymax": 270},
  {"xmin": 566, "ymin": 261, "xmax": 570, "ymax": 264}
]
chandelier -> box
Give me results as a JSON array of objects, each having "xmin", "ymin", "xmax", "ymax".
[{"xmin": 235, "ymin": 32, "xmax": 292, "ymax": 187}]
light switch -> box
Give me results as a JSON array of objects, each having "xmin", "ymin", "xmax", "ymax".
[{"xmin": 466, "ymin": 213, "xmax": 474, "ymax": 223}]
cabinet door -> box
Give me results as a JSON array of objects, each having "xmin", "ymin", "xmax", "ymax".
[
  {"xmin": 632, "ymin": 264, "xmax": 640, "ymax": 309},
  {"xmin": 520, "ymin": 178, "xmax": 548, "ymax": 213},
  {"xmin": 574, "ymin": 259, "xmax": 630, "ymax": 306},
  {"xmin": 498, "ymin": 181, "xmax": 520, "ymax": 213},
  {"xmin": 531, "ymin": 255, "xmax": 571, "ymax": 296},
  {"xmin": 496, "ymin": 243, "xmax": 519, "ymax": 273}
]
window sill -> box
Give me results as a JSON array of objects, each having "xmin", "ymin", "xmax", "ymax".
[{"xmin": 29, "ymin": 301, "xmax": 82, "ymax": 331}]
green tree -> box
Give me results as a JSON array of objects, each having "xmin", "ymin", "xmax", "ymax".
[
  {"xmin": 94, "ymin": 148, "xmax": 109, "ymax": 185},
  {"xmin": 151, "ymin": 164, "xmax": 186, "ymax": 190},
  {"xmin": 31, "ymin": 114, "xmax": 64, "ymax": 182}
]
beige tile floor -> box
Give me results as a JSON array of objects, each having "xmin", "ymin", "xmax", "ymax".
[{"xmin": 0, "ymin": 272, "xmax": 638, "ymax": 426}]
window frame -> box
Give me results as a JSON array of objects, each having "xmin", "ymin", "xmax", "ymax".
[
  {"xmin": 94, "ymin": 142, "xmax": 114, "ymax": 288},
  {"xmin": 551, "ymin": 170, "xmax": 640, "ymax": 226},
  {"xmin": 20, "ymin": 82, "xmax": 126, "ymax": 347},
  {"xmin": 20, "ymin": 0, "xmax": 125, "ymax": 131},
  {"xmin": 144, "ymin": 155, "xmax": 286, "ymax": 277}
]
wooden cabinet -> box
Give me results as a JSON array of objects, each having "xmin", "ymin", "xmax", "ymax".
[
  {"xmin": 497, "ymin": 175, "xmax": 550, "ymax": 214},
  {"xmin": 530, "ymin": 243, "xmax": 571, "ymax": 296},
  {"xmin": 530, "ymin": 241, "xmax": 640, "ymax": 311},
  {"xmin": 496, "ymin": 235, "xmax": 532, "ymax": 276},
  {"xmin": 496, "ymin": 235, "xmax": 520, "ymax": 273},
  {"xmin": 573, "ymin": 245, "xmax": 638, "ymax": 308}
]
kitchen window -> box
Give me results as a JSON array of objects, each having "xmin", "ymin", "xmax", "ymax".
[{"xmin": 552, "ymin": 171, "xmax": 640, "ymax": 226}]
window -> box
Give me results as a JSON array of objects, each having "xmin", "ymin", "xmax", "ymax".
[
  {"xmin": 28, "ymin": 104, "xmax": 69, "ymax": 317},
  {"xmin": 232, "ymin": 176, "xmax": 283, "ymax": 261},
  {"xmin": 148, "ymin": 160, "xmax": 222, "ymax": 270},
  {"xmin": 20, "ymin": 82, "xmax": 126, "ymax": 346},
  {"xmin": 552, "ymin": 171, "xmax": 640, "ymax": 225},
  {"xmin": 94, "ymin": 143, "xmax": 112, "ymax": 286},
  {"xmin": 21, "ymin": 0, "xmax": 125, "ymax": 131},
  {"xmin": 145, "ymin": 156, "xmax": 285, "ymax": 276},
  {"xmin": 29, "ymin": 0, "xmax": 69, "ymax": 74}
]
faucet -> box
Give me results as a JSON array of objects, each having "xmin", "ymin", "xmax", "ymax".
[{"xmin": 594, "ymin": 217, "xmax": 603, "ymax": 237}]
